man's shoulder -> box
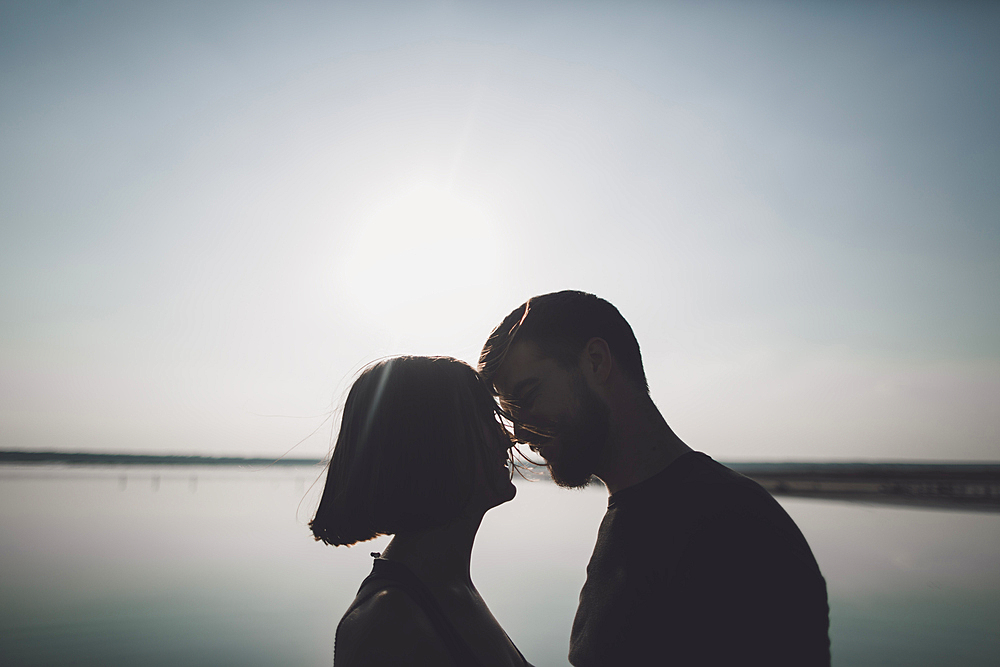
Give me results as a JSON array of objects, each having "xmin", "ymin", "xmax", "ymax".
[
  {"xmin": 643, "ymin": 452, "xmax": 775, "ymax": 508},
  {"xmin": 691, "ymin": 454, "xmax": 777, "ymax": 501},
  {"xmin": 620, "ymin": 452, "xmax": 799, "ymax": 543}
]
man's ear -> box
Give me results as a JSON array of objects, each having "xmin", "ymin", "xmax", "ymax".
[{"xmin": 581, "ymin": 337, "xmax": 612, "ymax": 384}]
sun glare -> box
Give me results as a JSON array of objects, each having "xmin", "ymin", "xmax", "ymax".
[{"xmin": 336, "ymin": 184, "xmax": 503, "ymax": 334}]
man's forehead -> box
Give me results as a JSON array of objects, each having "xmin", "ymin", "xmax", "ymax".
[{"xmin": 494, "ymin": 340, "xmax": 549, "ymax": 396}]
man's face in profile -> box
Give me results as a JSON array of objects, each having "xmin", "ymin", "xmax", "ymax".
[{"xmin": 494, "ymin": 340, "xmax": 610, "ymax": 488}]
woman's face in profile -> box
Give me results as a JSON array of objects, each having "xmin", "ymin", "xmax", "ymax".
[{"xmin": 469, "ymin": 416, "xmax": 517, "ymax": 512}]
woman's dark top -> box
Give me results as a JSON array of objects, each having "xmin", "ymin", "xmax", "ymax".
[
  {"xmin": 336, "ymin": 557, "xmax": 531, "ymax": 667},
  {"xmin": 570, "ymin": 452, "xmax": 831, "ymax": 666}
]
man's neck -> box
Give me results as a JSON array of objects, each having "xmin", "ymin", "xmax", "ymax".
[{"xmin": 596, "ymin": 394, "xmax": 692, "ymax": 495}]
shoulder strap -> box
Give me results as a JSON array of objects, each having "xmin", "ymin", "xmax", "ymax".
[{"xmin": 336, "ymin": 558, "xmax": 484, "ymax": 667}]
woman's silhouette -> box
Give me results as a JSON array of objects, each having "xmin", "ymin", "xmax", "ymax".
[{"xmin": 311, "ymin": 356, "xmax": 531, "ymax": 666}]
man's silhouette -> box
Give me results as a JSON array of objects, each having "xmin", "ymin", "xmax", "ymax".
[{"xmin": 480, "ymin": 291, "xmax": 830, "ymax": 666}]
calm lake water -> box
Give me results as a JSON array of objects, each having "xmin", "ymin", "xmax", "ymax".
[{"xmin": 2, "ymin": 465, "xmax": 999, "ymax": 666}]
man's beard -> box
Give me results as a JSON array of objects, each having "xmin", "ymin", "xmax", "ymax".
[{"xmin": 546, "ymin": 377, "xmax": 611, "ymax": 489}]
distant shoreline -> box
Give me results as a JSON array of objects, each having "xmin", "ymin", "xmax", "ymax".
[
  {"xmin": 3, "ymin": 449, "xmax": 999, "ymax": 471},
  {"xmin": 730, "ymin": 461, "xmax": 1000, "ymax": 513},
  {"xmin": 0, "ymin": 450, "xmax": 322, "ymax": 467},
  {"xmin": 3, "ymin": 450, "xmax": 999, "ymax": 511}
]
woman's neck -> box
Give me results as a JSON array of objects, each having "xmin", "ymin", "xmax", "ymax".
[{"xmin": 380, "ymin": 512, "xmax": 484, "ymax": 588}]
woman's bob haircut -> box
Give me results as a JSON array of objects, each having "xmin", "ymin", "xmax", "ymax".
[{"xmin": 310, "ymin": 356, "xmax": 510, "ymax": 547}]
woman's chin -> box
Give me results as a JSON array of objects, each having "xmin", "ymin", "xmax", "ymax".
[
  {"xmin": 490, "ymin": 481, "xmax": 517, "ymax": 508},
  {"xmin": 503, "ymin": 481, "xmax": 517, "ymax": 502}
]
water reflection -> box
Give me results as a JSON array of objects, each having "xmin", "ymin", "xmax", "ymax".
[{"xmin": 1, "ymin": 466, "xmax": 998, "ymax": 666}]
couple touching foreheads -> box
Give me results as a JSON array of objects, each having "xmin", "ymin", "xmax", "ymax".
[{"xmin": 311, "ymin": 291, "xmax": 831, "ymax": 666}]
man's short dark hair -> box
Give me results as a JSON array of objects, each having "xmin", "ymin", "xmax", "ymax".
[
  {"xmin": 479, "ymin": 291, "xmax": 648, "ymax": 393},
  {"xmin": 310, "ymin": 356, "xmax": 507, "ymax": 547}
]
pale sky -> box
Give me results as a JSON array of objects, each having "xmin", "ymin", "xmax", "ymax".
[{"xmin": 1, "ymin": 1, "xmax": 998, "ymax": 462}]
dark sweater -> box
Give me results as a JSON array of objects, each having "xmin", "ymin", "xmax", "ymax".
[{"xmin": 569, "ymin": 452, "xmax": 830, "ymax": 666}]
